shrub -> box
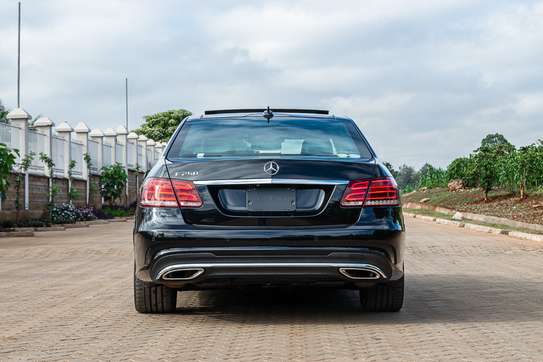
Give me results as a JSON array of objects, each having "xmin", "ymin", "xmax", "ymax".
[
  {"xmin": 0, "ymin": 219, "xmax": 15, "ymax": 231},
  {"xmin": 417, "ymin": 164, "xmax": 447, "ymax": 189},
  {"xmin": 16, "ymin": 218, "xmax": 50, "ymax": 228},
  {"xmin": 100, "ymin": 163, "xmax": 127, "ymax": 206},
  {"xmin": 101, "ymin": 206, "xmax": 134, "ymax": 218},
  {"xmin": 0, "ymin": 143, "xmax": 18, "ymax": 200},
  {"xmin": 14, "ymin": 152, "xmax": 34, "ymax": 221},
  {"xmin": 500, "ymin": 143, "xmax": 543, "ymax": 198},
  {"xmin": 446, "ymin": 157, "xmax": 476, "ymax": 187},
  {"xmin": 396, "ymin": 165, "xmax": 420, "ymax": 191},
  {"xmin": 93, "ymin": 208, "xmax": 113, "ymax": 220},
  {"xmin": 50, "ymin": 203, "xmax": 79, "ymax": 224},
  {"xmin": 76, "ymin": 207, "xmax": 97, "ymax": 221}
]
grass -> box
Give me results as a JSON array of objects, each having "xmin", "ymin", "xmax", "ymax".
[
  {"xmin": 101, "ymin": 207, "xmax": 134, "ymax": 218},
  {"xmin": 402, "ymin": 188, "xmax": 543, "ymax": 225},
  {"xmin": 404, "ymin": 207, "xmax": 543, "ymax": 235}
]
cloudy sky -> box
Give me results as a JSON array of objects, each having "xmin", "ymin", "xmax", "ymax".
[{"xmin": 1, "ymin": 0, "xmax": 542, "ymax": 167}]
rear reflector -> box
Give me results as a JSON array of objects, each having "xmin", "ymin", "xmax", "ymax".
[
  {"xmin": 341, "ymin": 177, "xmax": 399, "ymax": 207},
  {"xmin": 140, "ymin": 178, "xmax": 202, "ymax": 208}
]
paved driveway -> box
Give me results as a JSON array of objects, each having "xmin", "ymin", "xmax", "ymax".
[{"xmin": 1, "ymin": 218, "xmax": 542, "ymax": 361}]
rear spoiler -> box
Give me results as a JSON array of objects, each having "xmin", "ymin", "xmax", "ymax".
[{"xmin": 204, "ymin": 108, "xmax": 329, "ymax": 116}]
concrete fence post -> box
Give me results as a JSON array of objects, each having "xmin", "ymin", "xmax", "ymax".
[
  {"xmin": 116, "ymin": 126, "xmax": 128, "ymax": 166},
  {"xmin": 127, "ymin": 132, "xmax": 139, "ymax": 202},
  {"xmin": 137, "ymin": 135, "xmax": 148, "ymax": 172},
  {"xmin": 6, "ymin": 108, "xmax": 31, "ymax": 210},
  {"xmin": 89, "ymin": 128, "xmax": 104, "ymax": 171},
  {"xmin": 155, "ymin": 142, "xmax": 164, "ymax": 159},
  {"xmin": 74, "ymin": 122, "xmax": 90, "ymax": 206},
  {"xmin": 115, "ymin": 126, "xmax": 128, "ymax": 206},
  {"xmin": 56, "ymin": 121, "xmax": 73, "ymax": 178},
  {"xmin": 127, "ymin": 132, "xmax": 139, "ymax": 169},
  {"xmin": 33, "ymin": 117, "xmax": 54, "ymax": 202},
  {"xmin": 103, "ymin": 128, "xmax": 117, "ymax": 166},
  {"xmin": 89, "ymin": 129, "xmax": 104, "ymax": 207},
  {"xmin": 146, "ymin": 139, "xmax": 156, "ymax": 170},
  {"xmin": 56, "ymin": 121, "xmax": 73, "ymax": 204}
]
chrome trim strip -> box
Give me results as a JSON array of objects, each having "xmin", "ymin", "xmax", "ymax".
[
  {"xmin": 338, "ymin": 266, "xmax": 383, "ymax": 280},
  {"xmin": 156, "ymin": 263, "xmax": 386, "ymax": 280},
  {"xmin": 153, "ymin": 246, "xmax": 363, "ymax": 260},
  {"xmin": 159, "ymin": 267, "xmax": 205, "ymax": 281},
  {"xmin": 193, "ymin": 178, "xmax": 348, "ymax": 186}
]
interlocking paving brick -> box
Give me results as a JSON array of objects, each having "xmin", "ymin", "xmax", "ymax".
[{"xmin": 0, "ymin": 218, "xmax": 542, "ymax": 361}]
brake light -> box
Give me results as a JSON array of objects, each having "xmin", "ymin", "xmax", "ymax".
[
  {"xmin": 140, "ymin": 178, "xmax": 202, "ymax": 208},
  {"xmin": 340, "ymin": 180, "xmax": 370, "ymax": 206},
  {"xmin": 341, "ymin": 177, "xmax": 399, "ymax": 207}
]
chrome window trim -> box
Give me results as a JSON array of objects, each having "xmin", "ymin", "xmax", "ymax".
[{"xmin": 193, "ymin": 178, "xmax": 348, "ymax": 186}]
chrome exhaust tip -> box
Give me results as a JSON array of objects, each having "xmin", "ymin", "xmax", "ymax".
[
  {"xmin": 160, "ymin": 267, "xmax": 205, "ymax": 281},
  {"xmin": 338, "ymin": 267, "xmax": 383, "ymax": 280}
]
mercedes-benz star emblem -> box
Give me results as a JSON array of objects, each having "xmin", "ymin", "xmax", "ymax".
[{"xmin": 263, "ymin": 161, "xmax": 280, "ymax": 176}]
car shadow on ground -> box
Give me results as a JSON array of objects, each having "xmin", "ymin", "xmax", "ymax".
[{"xmin": 171, "ymin": 274, "xmax": 543, "ymax": 324}]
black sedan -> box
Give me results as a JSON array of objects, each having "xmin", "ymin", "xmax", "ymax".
[{"xmin": 133, "ymin": 108, "xmax": 405, "ymax": 313}]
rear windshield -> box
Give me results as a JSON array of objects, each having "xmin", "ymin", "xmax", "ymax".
[{"xmin": 167, "ymin": 117, "xmax": 373, "ymax": 160}]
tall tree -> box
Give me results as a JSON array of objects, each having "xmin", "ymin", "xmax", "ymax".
[
  {"xmin": 477, "ymin": 133, "xmax": 515, "ymax": 153},
  {"xmin": 135, "ymin": 109, "xmax": 192, "ymax": 142},
  {"xmin": 473, "ymin": 133, "xmax": 515, "ymax": 201},
  {"xmin": 396, "ymin": 165, "xmax": 419, "ymax": 190}
]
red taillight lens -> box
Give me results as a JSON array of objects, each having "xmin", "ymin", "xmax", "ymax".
[
  {"xmin": 365, "ymin": 178, "xmax": 399, "ymax": 206},
  {"xmin": 341, "ymin": 177, "xmax": 399, "ymax": 207},
  {"xmin": 140, "ymin": 178, "xmax": 202, "ymax": 208},
  {"xmin": 340, "ymin": 180, "xmax": 370, "ymax": 206},
  {"xmin": 171, "ymin": 180, "xmax": 203, "ymax": 207}
]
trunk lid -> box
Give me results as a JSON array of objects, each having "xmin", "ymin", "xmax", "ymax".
[{"xmin": 166, "ymin": 158, "xmax": 384, "ymax": 227}]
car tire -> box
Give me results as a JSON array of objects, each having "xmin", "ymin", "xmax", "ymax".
[
  {"xmin": 359, "ymin": 276, "xmax": 404, "ymax": 312},
  {"xmin": 134, "ymin": 273, "xmax": 177, "ymax": 313}
]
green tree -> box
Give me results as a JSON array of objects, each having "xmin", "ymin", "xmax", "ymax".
[
  {"xmin": 472, "ymin": 133, "xmax": 515, "ymax": 201},
  {"xmin": 14, "ymin": 152, "xmax": 34, "ymax": 222},
  {"xmin": 446, "ymin": 157, "xmax": 476, "ymax": 187},
  {"xmin": 501, "ymin": 143, "xmax": 543, "ymax": 199},
  {"xmin": 396, "ymin": 165, "xmax": 420, "ymax": 192},
  {"xmin": 417, "ymin": 163, "xmax": 447, "ymax": 189},
  {"xmin": 67, "ymin": 160, "xmax": 79, "ymax": 202},
  {"xmin": 100, "ymin": 163, "xmax": 128, "ymax": 206},
  {"xmin": 0, "ymin": 144, "xmax": 18, "ymax": 202},
  {"xmin": 39, "ymin": 152, "xmax": 57, "ymax": 204},
  {"xmin": 83, "ymin": 153, "xmax": 92, "ymax": 206},
  {"xmin": 479, "ymin": 133, "xmax": 515, "ymax": 152},
  {"xmin": 135, "ymin": 109, "xmax": 192, "ymax": 142}
]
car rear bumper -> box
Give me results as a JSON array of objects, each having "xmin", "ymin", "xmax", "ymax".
[{"xmin": 134, "ymin": 228, "xmax": 405, "ymax": 289}]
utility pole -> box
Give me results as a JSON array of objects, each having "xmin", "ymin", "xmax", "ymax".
[
  {"xmin": 125, "ymin": 77, "xmax": 128, "ymax": 130},
  {"xmin": 17, "ymin": 1, "xmax": 21, "ymax": 107},
  {"xmin": 125, "ymin": 77, "xmax": 129, "ymax": 207}
]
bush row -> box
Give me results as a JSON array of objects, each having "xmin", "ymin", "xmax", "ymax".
[
  {"xmin": 387, "ymin": 133, "xmax": 543, "ymax": 199},
  {"xmin": 0, "ymin": 204, "xmax": 135, "ymax": 231}
]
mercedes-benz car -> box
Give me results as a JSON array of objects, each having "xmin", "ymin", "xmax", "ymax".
[{"xmin": 133, "ymin": 108, "xmax": 405, "ymax": 313}]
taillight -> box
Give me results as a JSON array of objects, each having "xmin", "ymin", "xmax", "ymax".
[
  {"xmin": 340, "ymin": 180, "xmax": 370, "ymax": 206},
  {"xmin": 340, "ymin": 177, "xmax": 399, "ymax": 207},
  {"xmin": 365, "ymin": 178, "xmax": 399, "ymax": 206},
  {"xmin": 140, "ymin": 178, "xmax": 202, "ymax": 208}
]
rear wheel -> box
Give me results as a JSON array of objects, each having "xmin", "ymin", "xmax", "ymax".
[
  {"xmin": 134, "ymin": 273, "xmax": 177, "ymax": 313},
  {"xmin": 359, "ymin": 276, "xmax": 404, "ymax": 312}
]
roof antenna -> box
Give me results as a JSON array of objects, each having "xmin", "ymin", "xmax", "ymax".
[{"xmin": 263, "ymin": 106, "xmax": 273, "ymax": 123}]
